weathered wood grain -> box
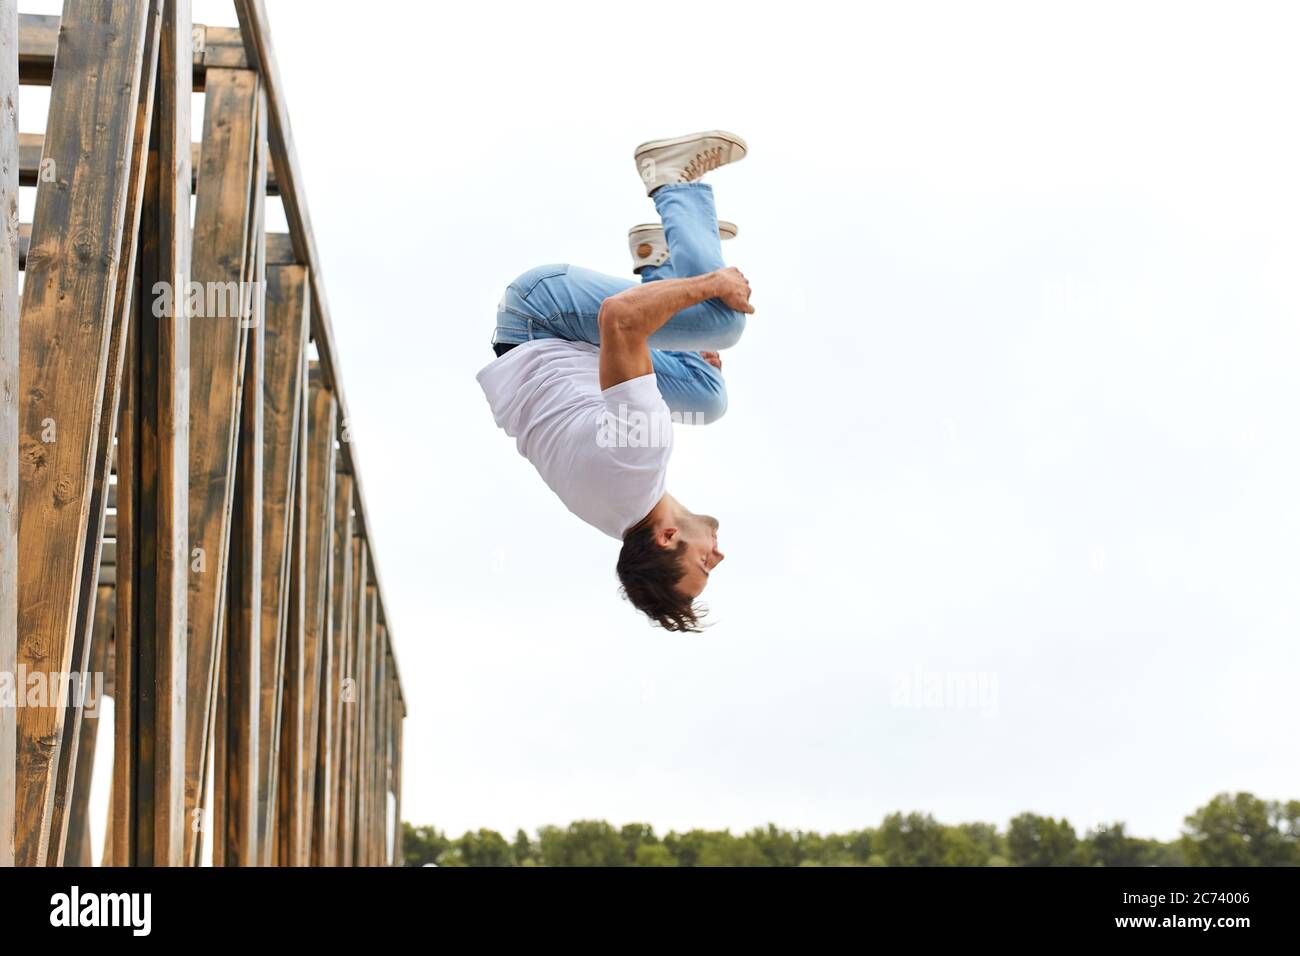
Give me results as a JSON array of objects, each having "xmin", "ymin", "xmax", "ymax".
[
  {"xmin": 134, "ymin": 0, "xmax": 193, "ymax": 867},
  {"xmin": 298, "ymin": 375, "xmax": 336, "ymax": 864},
  {"xmin": 26, "ymin": 226, "xmax": 294, "ymax": 272},
  {"xmin": 17, "ymin": 135, "xmax": 278, "ymax": 198},
  {"xmin": 0, "ymin": 0, "xmax": 20, "ymax": 870},
  {"xmin": 314, "ymin": 470, "xmax": 352, "ymax": 866},
  {"xmin": 13, "ymin": 0, "xmax": 152, "ymax": 867},
  {"xmin": 218, "ymin": 86, "xmax": 267, "ymax": 867},
  {"xmin": 371, "ymin": 626, "xmax": 388, "ymax": 865},
  {"xmin": 390, "ymin": 674, "xmax": 404, "ymax": 866},
  {"xmin": 7, "ymin": 2, "xmax": 404, "ymax": 867},
  {"xmin": 356, "ymin": 586, "xmax": 377, "ymax": 866},
  {"xmin": 17, "ymin": 12, "xmax": 246, "ymax": 88},
  {"xmin": 54, "ymin": 0, "xmax": 162, "ymax": 868},
  {"xmin": 339, "ymin": 537, "xmax": 366, "ymax": 866},
  {"xmin": 257, "ymin": 262, "xmax": 307, "ymax": 864},
  {"xmin": 182, "ymin": 66, "xmax": 258, "ymax": 867}
]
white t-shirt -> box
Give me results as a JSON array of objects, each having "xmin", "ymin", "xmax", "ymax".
[{"xmin": 476, "ymin": 339, "xmax": 673, "ymax": 539}]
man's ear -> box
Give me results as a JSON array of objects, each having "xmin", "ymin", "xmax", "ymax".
[{"xmin": 653, "ymin": 525, "xmax": 679, "ymax": 549}]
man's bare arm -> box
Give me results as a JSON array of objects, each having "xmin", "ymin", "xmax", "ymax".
[{"xmin": 597, "ymin": 267, "xmax": 753, "ymax": 390}]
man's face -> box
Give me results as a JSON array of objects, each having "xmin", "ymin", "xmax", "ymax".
[{"xmin": 674, "ymin": 512, "xmax": 725, "ymax": 599}]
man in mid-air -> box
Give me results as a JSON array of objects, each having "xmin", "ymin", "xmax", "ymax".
[{"xmin": 477, "ymin": 131, "xmax": 754, "ymax": 632}]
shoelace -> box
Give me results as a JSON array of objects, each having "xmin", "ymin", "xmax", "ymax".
[{"xmin": 680, "ymin": 146, "xmax": 725, "ymax": 181}]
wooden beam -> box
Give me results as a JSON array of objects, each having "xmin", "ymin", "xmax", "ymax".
[
  {"xmin": 112, "ymin": 340, "xmax": 137, "ymax": 867},
  {"xmin": 132, "ymin": 0, "xmax": 193, "ymax": 867},
  {"xmin": 182, "ymin": 66, "xmax": 259, "ymax": 867},
  {"xmin": 23, "ymin": 228, "xmax": 292, "ymax": 272},
  {"xmin": 265, "ymin": 232, "xmax": 297, "ymax": 265},
  {"xmin": 113, "ymin": 319, "xmax": 138, "ymax": 868},
  {"xmin": 13, "ymin": 0, "xmax": 153, "ymax": 867},
  {"xmin": 274, "ymin": 388, "xmax": 305, "ymax": 866},
  {"xmin": 258, "ymin": 263, "xmax": 307, "ymax": 865},
  {"xmin": 314, "ymin": 470, "xmax": 352, "ymax": 866},
  {"xmin": 370, "ymin": 624, "xmax": 387, "ymax": 865},
  {"xmin": 356, "ymin": 586, "xmax": 377, "ymax": 866},
  {"xmin": 390, "ymin": 675, "xmax": 403, "ymax": 866},
  {"xmin": 52, "ymin": 0, "xmax": 160, "ymax": 861},
  {"xmin": 299, "ymin": 377, "xmax": 336, "ymax": 865},
  {"xmin": 0, "ymin": 0, "xmax": 20, "ymax": 871},
  {"xmin": 70, "ymin": 0, "xmax": 160, "ymax": 870},
  {"xmin": 17, "ymin": 13, "xmax": 246, "ymax": 87},
  {"xmin": 218, "ymin": 84, "xmax": 268, "ymax": 868},
  {"xmin": 338, "ymin": 537, "xmax": 366, "ymax": 866},
  {"xmin": 17, "ymin": 134, "xmax": 280, "ymax": 195}
]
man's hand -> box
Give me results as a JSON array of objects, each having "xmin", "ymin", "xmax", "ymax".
[
  {"xmin": 712, "ymin": 266, "xmax": 755, "ymax": 314},
  {"xmin": 699, "ymin": 351, "xmax": 723, "ymax": 370}
]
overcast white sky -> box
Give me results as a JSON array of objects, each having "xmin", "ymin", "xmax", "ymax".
[{"xmin": 36, "ymin": 0, "xmax": 1300, "ymax": 846}]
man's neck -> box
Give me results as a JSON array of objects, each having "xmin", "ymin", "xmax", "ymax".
[{"xmin": 637, "ymin": 492, "xmax": 676, "ymax": 530}]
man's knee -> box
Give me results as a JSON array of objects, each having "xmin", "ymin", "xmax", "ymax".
[
  {"xmin": 683, "ymin": 359, "xmax": 728, "ymax": 425},
  {"xmin": 710, "ymin": 308, "xmax": 746, "ymax": 350},
  {"xmin": 694, "ymin": 386, "xmax": 728, "ymax": 425}
]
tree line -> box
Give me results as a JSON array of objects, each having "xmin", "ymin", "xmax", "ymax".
[{"xmin": 401, "ymin": 792, "xmax": 1299, "ymax": 867}]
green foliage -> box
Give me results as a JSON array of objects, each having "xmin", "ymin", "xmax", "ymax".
[
  {"xmin": 1180, "ymin": 793, "xmax": 1300, "ymax": 866},
  {"xmin": 634, "ymin": 843, "xmax": 676, "ymax": 867},
  {"xmin": 877, "ymin": 812, "xmax": 948, "ymax": 866},
  {"xmin": 943, "ymin": 822, "xmax": 1002, "ymax": 866},
  {"xmin": 512, "ymin": 828, "xmax": 534, "ymax": 866},
  {"xmin": 456, "ymin": 828, "xmax": 514, "ymax": 867},
  {"xmin": 537, "ymin": 820, "xmax": 627, "ymax": 867},
  {"xmin": 400, "ymin": 793, "xmax": 1299, "ymax": 867},
  {"xmin": 1007, "ymin": 813, "xmax": 1079, "ymax": 867},
  {"xmin": 401, "ymin": 823, "xmax": 453, "ymax": 867},
  {"xmin": 1073, "ymin": 821, "xmax": 1188, "ymax": 867}
]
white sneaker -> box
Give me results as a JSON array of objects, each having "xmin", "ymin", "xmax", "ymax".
[
  {"xmin": 628, "ymin": 220, "xmax": 738, "ymax": 273},
  {"xmin": 634, "ymin": 130, "xmax": 748, "ymax": 195}
]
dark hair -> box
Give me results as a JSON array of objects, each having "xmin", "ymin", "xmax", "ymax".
[{"xmin": 616, "ymin": 523, "xmax": 705, "ymax": 633}]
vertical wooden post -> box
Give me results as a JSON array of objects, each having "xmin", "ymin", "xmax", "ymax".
[
  {"xmin": 258, "ymin": 263, "xmax": 308, "ymax": 863},
  {"xmin": 0, "ymin": 0, "xmax": 20, "ymax": 871},
  {"xmin": 114, "ymin": 316, "xmax": 139, "ymax": 868},
  {"xmin": 299, "ymin": 376, "xmax": 336, "ymax": 865},
  {"xmin": 357, "ymin": 588, "xmax": 377, "ymax": 865},
  {"xmin": 132, "ymin": 0, "xmax": 192, "ymax": 867},
  {"xmin": 338, "ymin": 538, "xmax": 366, "ymax": 866},
  {"xmin": 221, "ymin": 310, "xmax": 262, "ymax": 867},
  {"xmin": 390, "ymin": 684, "xmax": 404, "ymax": 867},
  {"xmin": 369, "ymin": 624, "xmax": 387, "ymax": 865},
  {"xmin": 84, "ymin": 0, "xmax": 160, "ymax": 870},
  {"xmin": 220, "ymin": 86, "xmax": 267, "ymax": 867},
  {"xmin": 183, "ymin": 65, "xmax": 259, "ymax": 867},
  {"xmin": 13, "ymin": 0, "xmax": 152, "ymax": 866},
  {"xmin": 315, "ymin": 471, "xmax": 352, "ymax": 866}
]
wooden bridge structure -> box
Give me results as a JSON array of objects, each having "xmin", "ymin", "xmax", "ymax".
[{"xmin": 0, "ymin": 0, "xmax": 405, "ymax": 866}]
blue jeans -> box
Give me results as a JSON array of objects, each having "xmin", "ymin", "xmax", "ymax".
[{"xmin": 493, "ymin": 183, "xmax": 744, "ymax": 424}]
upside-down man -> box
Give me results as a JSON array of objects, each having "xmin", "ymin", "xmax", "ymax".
[{"xmin": 477, "ymin": 131, "xmax": 753, "ymax": 631}]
